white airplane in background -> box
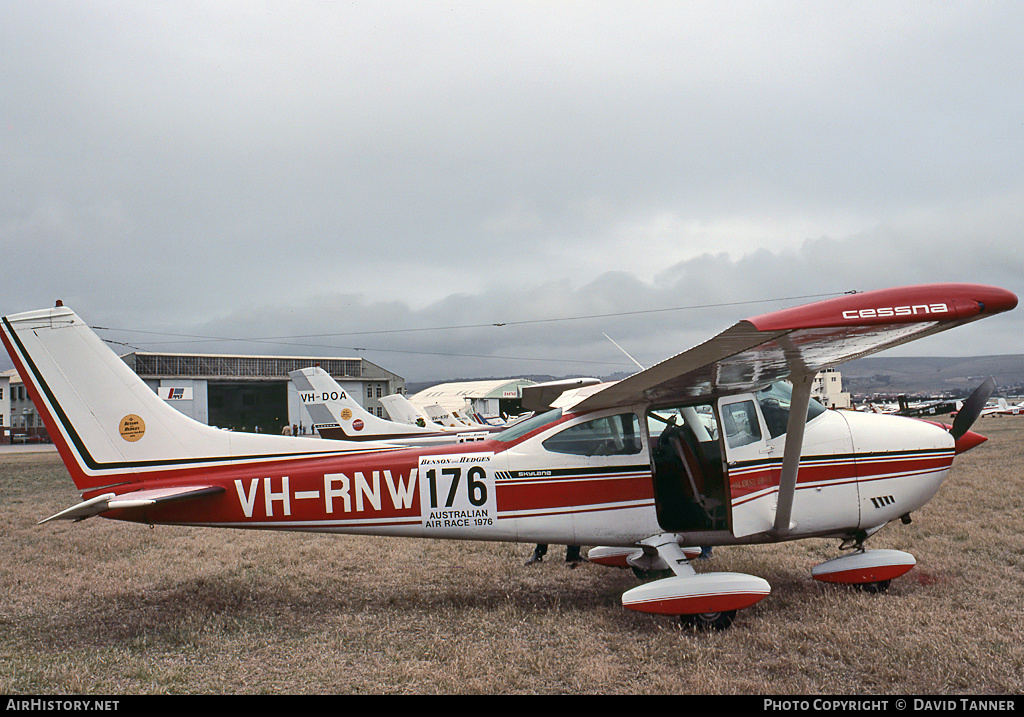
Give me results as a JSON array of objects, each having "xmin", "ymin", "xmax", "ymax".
[
  {"xmin": 420, "ymin": 403, "xmax": 480, "ymax": 429},
  {"xmin": 2, "ymin": 283, "xmax": 1016, "ymax": 631},
  {"xmin": 860, "ymin": 401, "xmax": 900, "ymax": 414},
  {"xmin": 985, "ymin": 397, "xmax": 1024, "ymax": 416},
  {"xmin": 957, "ymin": 397, "xmax": 1024, "ymax": 417},
  {"xmin": 379, "ymin": 388, "xmax": 501, "ymax": 430},
  {"xmin": 994, "ymin": 398, "xmax": 1024, "ymax": 416}
]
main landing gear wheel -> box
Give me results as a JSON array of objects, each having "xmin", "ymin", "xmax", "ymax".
[
  {"xmin": 853, "ymin": 579, "xmax": 891, "ymax": 594},
  {"xmin": 680, "ymin": 610, "xmax": 737, "ymax": 631},
  {"xmin": 631, "ymin": 566, "xmax": 673, "ymax": 581}
]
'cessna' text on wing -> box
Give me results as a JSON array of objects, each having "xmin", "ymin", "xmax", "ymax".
[{"xmin": 842, "ymin": 303, "xmax": 949, "ymax": 320}]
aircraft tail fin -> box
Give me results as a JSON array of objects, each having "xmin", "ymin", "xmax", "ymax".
[
  {"xmin": 290, "ymin": 366, "xmax": 443, "ymax": 440},
  {"xmin": 379, "ymin": 393, "xmax": 433, "ymax": 426},
  {"xmin": 0, "ymin": 305, "xmax": 367, "ymax": 492},
  {"xmin": 422, "ymin": 404, "xmax": 468, "ymax": 427}
]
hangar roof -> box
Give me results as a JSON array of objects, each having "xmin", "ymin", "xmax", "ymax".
[{"xmin": 119, "ymin": 351, "xmax": 401, "ymax": 383}]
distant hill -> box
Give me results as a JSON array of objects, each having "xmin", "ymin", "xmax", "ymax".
[{"xmin": 839, "ymin": 355, "xmax": 1024, "ymax": 398}]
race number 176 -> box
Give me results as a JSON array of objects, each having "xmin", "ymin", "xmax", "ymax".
[{"xmin": 418, "ymin": 454, "xmax": 496, "ymax": 531}]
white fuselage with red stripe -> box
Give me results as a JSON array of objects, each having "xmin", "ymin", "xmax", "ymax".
[{"xmin": 79, "ymin": 402, "xmax": 955, "ymax": 550}]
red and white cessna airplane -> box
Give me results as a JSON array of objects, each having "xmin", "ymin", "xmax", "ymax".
[{"xmin": 2, "ymin": 283, "xmax": 1017, "ymax": 629}]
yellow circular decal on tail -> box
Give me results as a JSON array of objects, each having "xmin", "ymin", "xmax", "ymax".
[{"xmin": 119, "ymin": 414, "xmax": 146, "ymax": 442}]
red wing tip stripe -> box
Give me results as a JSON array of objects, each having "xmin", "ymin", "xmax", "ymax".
[{"xmin": 746, "ymin": 283, "xmax": 1017, "ymax": 331}]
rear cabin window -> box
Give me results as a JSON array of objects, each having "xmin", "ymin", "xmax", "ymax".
[
  {"xmin": 542, "ymin": 413, "xmax": 642, "ymax": 456},
  {"xmin": 493, "ymin": 408, "xmax": 563, "ymax": 443}
]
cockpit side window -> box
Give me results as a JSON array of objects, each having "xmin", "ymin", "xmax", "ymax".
[{"xmin": 542, "ymin": 413, "xmax": 642, "ymax": 456}]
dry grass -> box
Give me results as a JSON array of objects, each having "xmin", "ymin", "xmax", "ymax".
[{"xmin": 1, "ymin": 419, "xmax": 1023, "ymax": 695}]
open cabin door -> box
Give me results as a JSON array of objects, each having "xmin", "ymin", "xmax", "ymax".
[
  {"xmin": 648, "ymin": 404, "xmax": 729, "ymax": 533},
  {"xmin": 717, "ymin": 383, "xmax": 853, "ymax": 539},
  {"xmin": 717, "ymin": 394, "xmax": 778, "ymax": 538}
]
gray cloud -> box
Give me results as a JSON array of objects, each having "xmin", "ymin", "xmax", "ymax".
[{"xmin": 3, "ymin": 2, "xmax": 1022, "ymax": 380}]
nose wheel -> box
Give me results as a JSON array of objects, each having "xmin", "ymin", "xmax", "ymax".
[{"xmin": 853, "ymin": 579, "xmax": 891, "ymax": 594}]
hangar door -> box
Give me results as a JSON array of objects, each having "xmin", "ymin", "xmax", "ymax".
[{"xmin": 208, "ymin": 381, "xmax": 288, "ymax": 434}]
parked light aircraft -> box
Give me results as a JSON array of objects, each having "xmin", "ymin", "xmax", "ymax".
[
  {"xmin": 290, "ymin": 366, "xmax": 496, "ymax": 444},
  {"xmin": 954, "ymin": 397, "xmax": 1024, "ymax": 418},
  {"xmin": 858, "ymin": 396, "xmax": 955, "ymax": 416},
  {"xmin": 894, "ymin": 396, "xmax": 958, "ymax": 418},
  {"xmin": 2, "ymin": 283, "xmax": 1017, "ymax": 630},
  {"xmin": 378, "ymin": 393, "xmax": 437, "ymax": 427},
  {"xmin": 993, "ymin": 398, "xmax": 1024, "ymax": 416}
]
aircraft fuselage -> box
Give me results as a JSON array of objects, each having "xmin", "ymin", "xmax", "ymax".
[{"xmin": 99, "ymin": 401, "xmax": 957, "ymax": 550}]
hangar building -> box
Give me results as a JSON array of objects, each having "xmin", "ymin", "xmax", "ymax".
[{"xmin": 120, "ymin": 351, "xmax": 405, "ymax": 434}]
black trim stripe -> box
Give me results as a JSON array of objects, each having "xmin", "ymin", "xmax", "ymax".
[
  {"xmin": 727, "ymin": 448, "xmax": 953, "ymax": 472},
  {"xmin": 497, "ymin": 464, "xmax": 651, "ymax": 481}
]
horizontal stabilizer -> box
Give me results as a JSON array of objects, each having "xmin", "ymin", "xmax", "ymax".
[{"xmin": 39, "ymin": 485, "xmax": 225, "ymax": 524}]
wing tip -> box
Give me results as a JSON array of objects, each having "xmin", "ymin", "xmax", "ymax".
[{"xmin": 747, "ymin": 283, "xmax": 1017, "ymax": 332}]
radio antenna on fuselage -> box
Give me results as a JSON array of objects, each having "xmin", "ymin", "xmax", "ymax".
[{"xmin": 602, "ymin": 332, "xmax": 645, "ymax": 371}]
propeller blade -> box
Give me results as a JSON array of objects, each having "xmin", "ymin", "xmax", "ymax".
[{"xmin": 950, "ymin": 377, "xmax": 996, "ymax": 440}]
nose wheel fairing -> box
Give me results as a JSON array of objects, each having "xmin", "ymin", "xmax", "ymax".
[{"xmin": 811, "ymin": 548, "xmax": 916, "ymax": 588}]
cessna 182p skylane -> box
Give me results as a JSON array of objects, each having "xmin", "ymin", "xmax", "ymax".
[{"xmin": 1, "ymin": 283, "xmax": 1016, "ymax": 629}]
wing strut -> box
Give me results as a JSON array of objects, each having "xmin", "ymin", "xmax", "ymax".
[{"xmin": 772, "ymin": 372, "xmax": 814, "ymax": 536}]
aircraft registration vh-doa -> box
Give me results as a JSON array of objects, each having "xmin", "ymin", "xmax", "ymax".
[{"xmin": 1, "ymin": 283, "xmax": 1017, "ymax": 630}]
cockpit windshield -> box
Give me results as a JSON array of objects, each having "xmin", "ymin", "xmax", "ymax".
[
  {"xmin": 756, "ymin": 381, "xmax": 827, "ymax": 438},
  {"xmin": 492, "ymin": 408, "xmax": 563, "ymax": 443}
]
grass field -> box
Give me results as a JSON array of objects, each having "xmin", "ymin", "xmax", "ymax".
[{"xmin": 1, "ymin": 419, "xmax": 1022, "ymax": 695}]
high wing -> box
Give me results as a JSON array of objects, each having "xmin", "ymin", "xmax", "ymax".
[
  {"xmin": 565, "ymin": 283, "xmax": 1016, "ymax": 539},
  {"xmin": 570, "ymin": 283, "xmax": 1018, "ymax": 413}
]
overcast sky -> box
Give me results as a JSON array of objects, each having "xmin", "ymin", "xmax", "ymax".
[{"xmin": 3, "ymin": 2, "xmax": 1023, "ymax": 381}]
